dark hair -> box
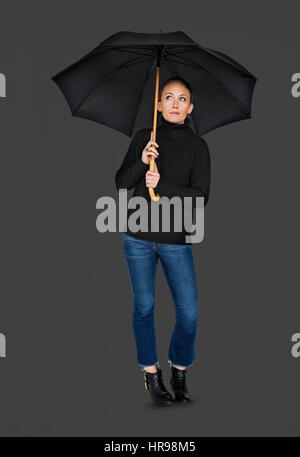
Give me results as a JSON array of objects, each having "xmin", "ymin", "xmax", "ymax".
[{"xmin": 158, "ymin": 76, "xmax": 194, "ymax": 104}]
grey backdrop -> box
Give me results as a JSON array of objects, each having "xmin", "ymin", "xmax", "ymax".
[{"xmin": 0, "ymin": 0, "xmax": 299, "ymax": 437}]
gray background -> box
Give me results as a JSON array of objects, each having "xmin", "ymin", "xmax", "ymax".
[{"xmin": 0, "ymin": 0, "xmax": 299, "ymax": 437}]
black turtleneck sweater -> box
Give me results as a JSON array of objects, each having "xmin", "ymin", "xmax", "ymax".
[{"xmin": 115, "ymin": 116, "xmax": 211, "ymax": 245}]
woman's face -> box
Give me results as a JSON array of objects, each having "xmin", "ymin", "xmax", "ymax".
[{"xmin": 157, "ymin": 82, "xmax": 193, "ymax": 124}]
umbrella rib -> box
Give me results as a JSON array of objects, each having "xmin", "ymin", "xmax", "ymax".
[
  {"xmin": 197, "ymin": 45, "xmax": 257, "ymax": 78},
  {"xmin": 112, "ymin": 47, "xmax": 157, "ymax": 59},
  {"xmin": 165, "ymin": 44, "xmax": 255, "ymax": 76},
  {"xmin": 73, "ymin": 55, "xmax": 154, "ymax": 115},
  {"xmin": 163, "ymin": 46, "xmax": 197, "ymax": 56},
  {"xmin": 164, "ymin": 52, "xmax": 251, "ymax": 116},
  {"xmin": 160, "ymin": 53, "xmax": 175, "ymax": 75}
]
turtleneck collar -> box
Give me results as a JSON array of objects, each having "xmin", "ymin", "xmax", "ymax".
[{"xmin": 158, "ymin": 115, "xmax": 191, "ymax": 141}]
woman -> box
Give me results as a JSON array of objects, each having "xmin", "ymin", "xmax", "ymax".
[{"xmin": 115, "ymin": 76, "xmax": 211, "ymax": 407}]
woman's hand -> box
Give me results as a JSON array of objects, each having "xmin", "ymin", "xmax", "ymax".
[
  {"xmin": 146, "ymin": 161, "xmax": 160, "ymax": 189},
  {"xmin": 141, "ymin": 131, "xmax": 159, "ymax": 165}
]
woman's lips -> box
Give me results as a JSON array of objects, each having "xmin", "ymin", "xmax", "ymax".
[{"xmin": 170, "ymin": 112, "xmax": 180, "ymax": 115}]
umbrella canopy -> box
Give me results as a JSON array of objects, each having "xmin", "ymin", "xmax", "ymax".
[{"xmin": 51, "ymin": 30, "xmax": 257, "ymax": 138}]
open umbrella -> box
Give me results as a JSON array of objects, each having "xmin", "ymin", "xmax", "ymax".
[{"xmin": 51, "ymin": 30, "xmax": 257, "ymax": 201}]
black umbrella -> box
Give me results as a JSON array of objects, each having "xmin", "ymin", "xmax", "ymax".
[{"xmin": 51, "ymin": 30, "xmax": 257, "ymax": 201}]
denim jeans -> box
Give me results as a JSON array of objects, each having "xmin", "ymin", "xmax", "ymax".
[{"xmin": 123, "ymin": 233, "xmax": 198, "ymax": 370}]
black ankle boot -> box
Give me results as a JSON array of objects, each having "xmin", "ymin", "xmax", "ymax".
[
  {"xmin": 143, "ymin": 367, "xmax": 173, "ymax": 407},
  {"xmin": 170, "ymin": 365, "xmax": 193, "ymax": 403}
]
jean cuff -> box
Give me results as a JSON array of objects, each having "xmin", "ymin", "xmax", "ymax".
[
  {"xmin": 138, "ymin": 360, "xmax": 160, "ymax": 371},
  {"xmin": 168, "ymin": 358, "xmax": 195, "ymax": 369}
]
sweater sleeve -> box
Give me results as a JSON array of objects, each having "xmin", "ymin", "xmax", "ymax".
[
  {"xmin": 115, "ymin": 129, "xmax": 149, "ymax": 191},
  {"xmin": 155, "ymin": 138, "xmax": 211, "ymax": 210}
]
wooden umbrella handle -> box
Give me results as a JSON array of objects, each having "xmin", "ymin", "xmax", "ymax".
[{"xmin": 148, "ymin": 64, "xmax": 160, "ymax": 201}]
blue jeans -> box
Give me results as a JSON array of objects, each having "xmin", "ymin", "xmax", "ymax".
[{"xmin": 123, "ymin": 233, "xmax": 198, "ymax": 370}]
